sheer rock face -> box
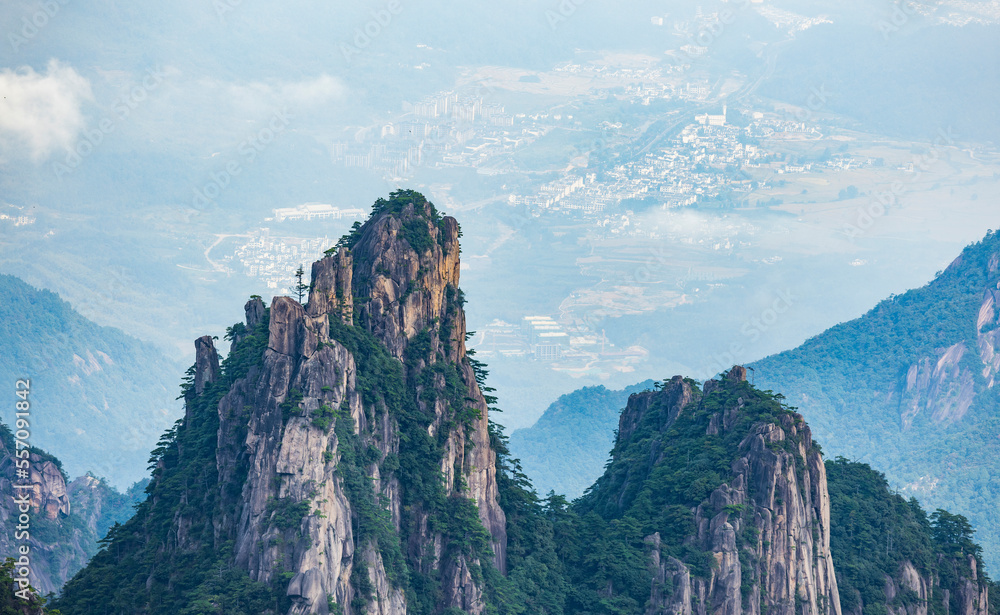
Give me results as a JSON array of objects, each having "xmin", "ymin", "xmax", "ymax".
[
  {"xmin": 646, "ymin": 534, "xmax": 694, "ymax": 615},
  {"xmin": 193, "ymin": 335, "xmax": 220, "ymax": 395},
  {"xmin": 246, "ymin": 296, "xmax": 267, "ymax": 328},
  {"xmin": 351, "ymin": 207, "xmax": 462, "ymax": 362},
  {"xmin": 900, "ymin": 342, "xmax": 976, "ymax": 427},
  {"xmin": 214, "ymin": 311, "xmax": 368, "ymax": 614},
  {"xmin": 206, "ymin": 200, "xmax": 505, "ymax": 614},
  {"xmin": 871, "ymin": 558, "xmax": 989, "ymax": 615},
  {"xmin": 627, "ymin": 372, "xmax": 841, "ymax": 615},
  {"xmin": 0, "ymin": 434, "xmax": 84, "ymax": 595},
  {"xmin": 309, "ymin": 249, "xmax": 354, "ymax": 324},
  {"xmin": 883, "ymin": 561, "xmax": 931, "ymax": 615},
  {"xmin": 954, "ymin": 558, "xmax": 990, "ymax": 615},
  {"xmin": 348, "ymin": 201, "xmax": 506, "ymax": 576},
  {"xmin": 899, "ymin": 253, "xmax": 1000, "ymax": 426},
  {"xmin": 0, "ymin": 446, "xmax": 72, "ymax": 524},
  {"xmin": 724, "ymin": 418, "xmax": 841, "ymax": 615},
  {"xmin": 29, "ymin": 459, "xmax": 71, "ymax": 521}
]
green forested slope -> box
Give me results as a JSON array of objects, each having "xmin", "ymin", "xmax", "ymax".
[
  {"xmin": 753, "ymin": 231, "xmax": 1000, "ymax": 571},
  {"xmin": 0, "ymin": 274, "xmax": 182, "ymax": 486},
  {"xmin": 826, "ymin": 458, "xmax": 999, "ymax": 615}
]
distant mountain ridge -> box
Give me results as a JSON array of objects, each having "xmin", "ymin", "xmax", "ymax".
[
  {"xmin": 507, "ymin": 380, "xmax": 654, "ymax": 498},
  {"xmin": 0, "ymin": 274, "xmax": 182, "ymax": 486},
  {"xmin": 754, "ymin": 229, "xmax": 1000, "ymax": 572},
  {"xmin": 508, "ymin": 229, "xmax": 1000, "ymax": 573}
]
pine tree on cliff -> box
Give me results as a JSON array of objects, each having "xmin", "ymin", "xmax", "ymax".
[{"xmin": 294, "ymin": 264, "xmax": 308, "ymax": 303}]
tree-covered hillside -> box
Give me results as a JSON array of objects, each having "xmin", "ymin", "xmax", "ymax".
[
  {"xmin": 826, "ymin": 458, "xmax": 999, "ymax": 615},
  {"xmin": 505, "ymin": 231, "xmax": 1000, "ymax": 577},
  {"xmin": 753, "ymin": 230, "xmax": 1000, "ymax": 571},
  {"xmin": 0, "ymin": 274, "xmax": 182, "ymax": 486},
  {"xmin": 48, "ymin": 355, "xmax": 1000, "ymax": 614}
]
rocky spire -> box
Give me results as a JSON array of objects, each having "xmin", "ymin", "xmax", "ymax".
[
  {"xmin": 307, "ymin": 248, "xmax": 353, "ymax": 324},
  {"xmin": 210, "ymin": 192, "xmax": 506, "ymax": 614},
  {"xmin": 245, "ymin": 296, "xmax": 266, "ymax": 328},
  {"xmin": 193, "ymin": 335, "xmax": 220, "ymax": 395},
  {"xmin": 350, "ymin": 198, "xmax": 463, "ymax": 361}
]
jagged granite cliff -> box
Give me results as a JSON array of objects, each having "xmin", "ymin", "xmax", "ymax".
[
  {"xmin": 50, "ymin": 192, "xmax": 996, "ymax": 615},
  {"xmin": 211, "ymin": 196, "xmax": 506, "ymax": 614},
  {"xmin": 0, "ymin": 424, "xmax": 77, "ymax": 596},
  {"xmin": 55, "ymin": 191, "xmax": 507, "ymax": 615},
  {"xmin": 571, "ymin": 367, "xmax": 842, "ymax": 615},
  {"xmin": 0, "ymin": 421, "xmax": 145, "ymax": 596}
]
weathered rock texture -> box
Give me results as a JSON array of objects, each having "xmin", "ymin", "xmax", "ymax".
[
  {"xmin": 898, "ymin": 252, "xmax": 1000, "ymax": 427},
  {"xmin": 593, "ymin": 370, "xmax": 842, "ymax": 615},
  {"xmin": 843, "ymin": 557, "xmax": 989, "ymax": 615},
  {"xmin": 0, "ymin": 433, "xmax": 88, "ymax": 595},
  {"xmin": 206, "ymin": 196, "xmax": 505, "ymax": 614}
]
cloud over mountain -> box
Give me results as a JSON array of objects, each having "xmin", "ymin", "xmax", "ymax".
[{"xmin": 0, "ymin": 59, "xmax": 92, "ymax": 161}]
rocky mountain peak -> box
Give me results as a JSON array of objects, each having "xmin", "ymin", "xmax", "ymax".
[
  {"xmin": 245, "ymin": 295, "xmax": 266, "ymax": 327},
  {"xmin": 347, "ymin": 191, "xmax": 463, "ymax": 362},
  {"xmin": 618, "ymin": 374, "xmax": 696, "ymax": 443},
  {"xmin": 308, "ymin": 247, "xmax": 353, "ymax": 324},
  {"xmin": 580, "ymin": 368, "xmax": 842, "ymax": 615},
  {"xmin": 56, "ymin": 192, "xmax": 507, "ymax": 615},
  {"xmin": 727, "ymin": 365, "xmax": 749, "ymax": 382}
]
